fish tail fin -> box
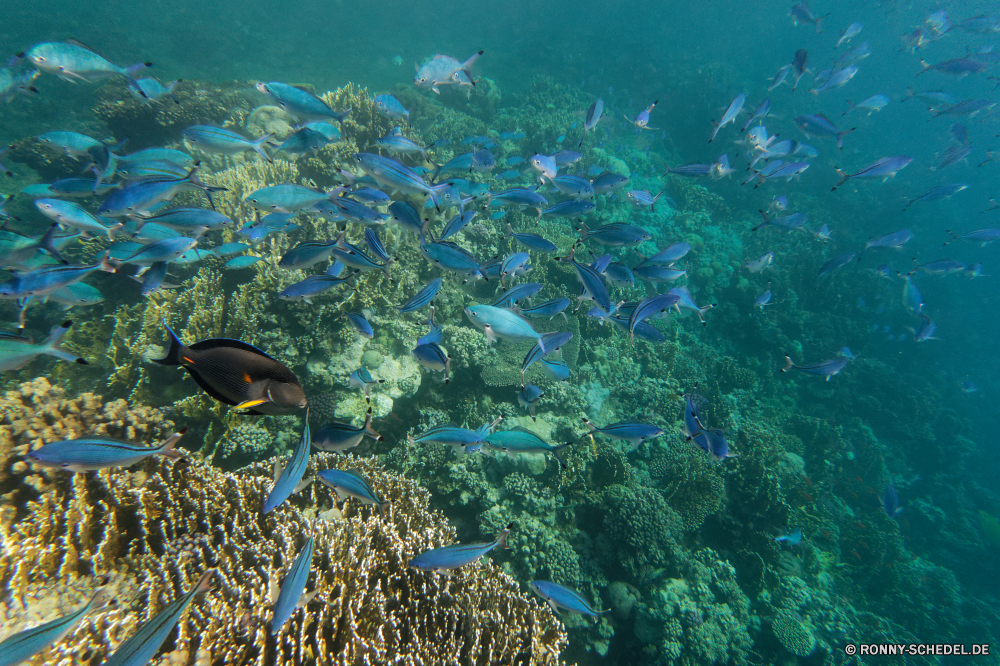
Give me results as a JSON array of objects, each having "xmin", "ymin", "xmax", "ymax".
[
  {"xmin": 364, "ymin": 407, "xmax": 382, "ymax": 441},
  {"xmin": 842, "ymin": 100, "xmax": 854, "ymax": 116},
  {"xmin": 835, "ymin": 128, "xmax": 856, "ymax": 151},
  {"xmin": 153, "ymin": 322, "xmax": 185, "ymax": 366},
  {"xmin": 37, "ymin": 223, "xmax": 68, "ymax": 264},
  {"xmin": 943, "ymin": 230, "xmax": 956, "ymax": 246},
  {"xmin": 831, "ymin": 167, "xmax": 848, "ymax": 191},
  {"xmin": 123, "ymin": 62, "xmax": 153, "ymax": 93},
  {"xmin": 582, "ymin": 417, "xmax": 597, "ymax": 433},
  {"xmin": 252, "ymin": 134, "xmax": 274, "ymax": 163},
  {"xmin": 193, "ymin": 569, "xmax": 216, "ymax": 596},
  {"xmin": 781, "ymin": 354, "xmax": 794, "ymax": 373},
  {"xmin": 156, "ymin": 426, "xmax": 189, "ymax": 460},
  {"xmin": 496, "ymin": 522, "xmax": 513, "ymax": 549},
  {"xmin": 552, "ymin": 442, "xmax": 570, "ymax": 469},
  {"xmin": 42, "ymin": 320, "xmax": 88, "ymax": 365},
  {"xmin": 96, "ymin": 250, "xmax": 118, "ymax": 274},
  {"xmin": 816, "ymin": 13, "xmax": 828, "ymax": 33}
]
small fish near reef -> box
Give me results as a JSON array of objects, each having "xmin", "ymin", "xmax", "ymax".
[{"xmin": 153, "ymin": 323, "xmax": 306, "ymax": 414}]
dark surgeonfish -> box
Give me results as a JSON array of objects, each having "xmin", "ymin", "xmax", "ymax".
[{"xmin": 153, "ymin": 323, "xmax": 306, "ymax": 415}]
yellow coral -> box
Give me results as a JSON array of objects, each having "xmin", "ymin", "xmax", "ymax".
[{"xmin": 0, "ymin": 447, "xmax": 567, "ymax": 665}]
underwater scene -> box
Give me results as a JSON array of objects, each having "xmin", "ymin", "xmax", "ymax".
[{"xmin": 1, "ymin": 0, "xmax": 1000, "ymax": 664}]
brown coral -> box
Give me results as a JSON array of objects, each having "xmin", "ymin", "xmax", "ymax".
[{"xmin": 0, "ymin": 440, "xmax": 567, "ymax": 665}]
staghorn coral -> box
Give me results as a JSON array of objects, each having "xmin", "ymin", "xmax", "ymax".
[{"xmin": 0, "ymin": 446, "xmax": 567, "ymax": 665}]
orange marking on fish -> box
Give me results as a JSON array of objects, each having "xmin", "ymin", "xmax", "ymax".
[
  {"xmin": 243, "ymin": 372, "xmax": 252, "ymax": 383},
  {"xmin": 182, "ymin": 356, "xmax": 195, "ymax": 365}
]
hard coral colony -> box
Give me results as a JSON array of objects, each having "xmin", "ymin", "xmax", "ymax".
[{"xmin": 0, "ymin": 6, "xmax": 998, "ymax": 666}]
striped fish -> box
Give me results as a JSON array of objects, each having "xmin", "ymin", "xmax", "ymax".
[
  {"xmin": 27, "ymin": 428, "xmax": 186, "ymax": 472},
  {"xmin": 0, "ymin": 321, "xmax": 87, "ymax": 372},
  {"xmin": 316, "ymin": 468, "xmax": 389, "ymax": 514},
  {"xmin": 0, "ymin": 587, "xmax": 109, "ymax": 666},
  {"xmin": 104, "ymin": 569, "xmax": 215, "ymax": 666},
  {"xmin": 262, "ymin": 416, "xmax": 310, "ymax": 514},
  {"xmin": 582, "ymin": 419, "xmax": 665, "ymax": 451},
  {"xmin": 397, "ymin": 277, "xmax": 442, "ymax": 313},
  {"xmin": 271, "ymin": 536, "xmax": 316, "ymax": 634},
  {"xmin": 409, "ymin": 524, "xmax": 512, "ymax": 572},
  {"xmin": 530, "ymin": 580, "xmax": 608, "ymax": 617}
]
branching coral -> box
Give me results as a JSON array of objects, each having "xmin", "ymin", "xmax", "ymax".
[{"xmin": 0, "ymin": 446, "xmax": 567, "ymax": 665}]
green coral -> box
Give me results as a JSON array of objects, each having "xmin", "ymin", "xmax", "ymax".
[{"xmin": 772, "ymin": 609, "xmax": 816, "ymax": 657}]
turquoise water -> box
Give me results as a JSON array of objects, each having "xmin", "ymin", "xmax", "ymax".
[{"xmin": 2, "ymin": 0, "xmax": 1000, "ymax": 664}]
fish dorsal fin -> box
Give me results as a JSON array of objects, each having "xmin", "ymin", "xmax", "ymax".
[
  {"xmin": 511, "ymin": 426, "xmax": 540, "ymax": 436},
  {"xmin": 66, "ymin": 38, "xmax": 108, "ymax": 58},
  {"xmin": 189, "ymin": 337, "xmax": 275, "ymax": 360},
  {"xmin": 342, "ymin": 469, "xmax": 365, "ymax": 481}
]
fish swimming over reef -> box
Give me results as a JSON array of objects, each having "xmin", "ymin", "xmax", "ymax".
[{"xmin": 153, "ymin": 323, "xmax": 306, "ymax": 414}]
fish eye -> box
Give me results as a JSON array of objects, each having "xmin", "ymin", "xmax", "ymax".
[{"xmin": 36, "ymin": 56, "xmax": 46, "ymax": 62}]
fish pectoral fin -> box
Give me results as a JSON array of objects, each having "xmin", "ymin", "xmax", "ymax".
[
  {"xmin": 293, "ymin": 476, "xmax": 314, "ymax": 494},
  {"xmin": 298, "ymin": 589, "xmax": 320, "ymax": 608},
  {"xmin": 234, "ymin": 398, "xmax": 270, "ymax": 410}
]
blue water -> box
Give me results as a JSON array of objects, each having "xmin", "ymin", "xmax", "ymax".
[{"xmin": 3, "ymin": 0, "xmax": 1000, "ymax": 663}]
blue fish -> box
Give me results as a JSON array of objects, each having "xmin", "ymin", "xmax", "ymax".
[
  {"xmin": 530, "ymin": 581, "xmax": 608, "ymax": 617},
  {"xmin": 518, "ymin": 298, "xmax": 571, "ymax": 320},
  {"xmin": 626, "ymin": 294, "xmax": 678, "ymax": 345},
  {"xmin": 520, "ymin": 332, "xmax": 573, "ymax": 385},
  {"xmin": 271, "ymin": 536, "xmax": 316, "ymax": 635},
  {"xmin": 278, "ymin": 240, "xmax": 340, "ymax": 270},
  {"xmin": 277, "ymin": 274, "xmax": 354, "ymax": 302},
  {"xmin": 465, "ymin": 304, "xmax": 543, "ymax": 349},
  {"xmin": 493, "ymin": 283, "xmax": 543, "ymax": 308},
  {"xmin": 27, "ymin": 428, "xmax": 186, "ymax": 472},
  {"xmin": 314, "ymin": 408, "xmax": 381, "ymax": 455},
  {"xmin": 349, "ymin": 367, "xmax": 385, "ymax": 401},
  {"xmin": 257, "ymin": 81, "xmax": 349, "ymax": 123},
  {"xmin": 345, "ymin": 312, "xmax": 374, "ymax": 339},
  {"xmin": 539, "ymin": 357, "xmax": 570, "ymax": 381},
  {"xmin": 507, "ymin": 225, "xmax": 558, "ymax": 253},
  {"xmin": 775, "ymin": 528, "xmax": 803, "ymax": 546},
  {"xmin": 582, "ymin": 419, "xmax": 664, "ymax": 451},
  {"xmin": 781, "ymin": 354, "xmax": 850, "ymax": 380},
  {"xmin": 0, "ymin": 587, "xmax": 109, "ymax": 666},
  {"xmin": 417, "ymin": 307, "xmax": 443, "ymax": 346},
  {"xmin": 882, "ymin": 485, "xmax": 903, "ymax": 517},
  {"xmin": 182, "ymin": 125, "xmax": 272, "ymax": 162},
  {"xmin": 103, "ymin": 570, "xmax": 215, "ymax": 666},
  {"xmin": 411, "ymin": 342, "xmax": 451, "ymax": 382},
  {"xmin": 364, "ymin": 227, "xmax": 391, "ymax": 263},
  {"xmin": 373, "ymin": 94, "xmax": 411, "ymax": 123},
  {"xmin": 397, "ymin": 277, "xmax": 442, "ymax": 313},
  {"xmin": 518, "ymin": 384, "xmax": 544, "ymax": 420},
  {"xmin": 409, "ymin": 524, "xmax": 512, "ymax": 572},
  {"xmin": 317, "ymin": 468, "xmax": 389, "ymax": 513},
  {"xmin": 262, "ymin": 416, "xmax": 310, "ymax": 514},
  {"xmin": 408, "ymin": 423, "xmax": 487, "ymax": 452},
  {"xmin": 559, "ymin": 247, "xmax": 611, "ymax": 313},
  {"xmin": 485, "ymin": 427, "xmax": 569, "ymax": 468},
  {"xmin": 420, "ymin": 240, "xmax": 488, "ymax": 282},
  {"xmin": 225, "ymin": 255, "xmax": 262, "ymax": 269},
  {"xmin": 440, "ymin": 211, "xmax": 476, "ymax": 241}
]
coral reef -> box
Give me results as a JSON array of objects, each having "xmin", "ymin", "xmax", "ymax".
[{"xmin": 0, "ymin": 444, "xmax": 567, "ymax": 664}]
